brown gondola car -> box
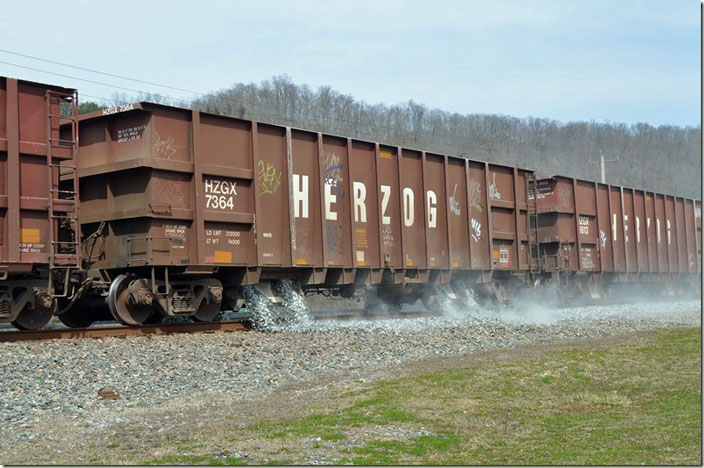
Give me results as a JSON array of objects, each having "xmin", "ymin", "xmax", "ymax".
[
  {"xmin": 535, "ymin": 175, "xmax": 701, "ymax": 297},
  {"xmin": 0, "ymin": 76, "xmax": 81, "ymax": 329},
  {"xmin": 76, "ymin": 102, "xmax": 538, "ymax": 325},
  {"xmin": 3, "ymin": 75, "xmax": 700, "ymax": 330}
]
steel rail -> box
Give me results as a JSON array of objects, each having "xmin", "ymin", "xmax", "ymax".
[
  {"xmin": 0, "ymin": 320, "xmax": 251, "ymax": 343},
  {"xmin": 0, "ymin": 310, "xmax": 437, "ymax": 343},
  {"xmin": 309, "ymin": 309, "xmax": 436, "ymax": 321}
]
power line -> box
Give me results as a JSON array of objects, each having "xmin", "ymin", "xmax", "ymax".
[
  {"xmin": 0, "ymin": 60, "xmax": 192, "ymax": 105},
  {"xmin": 0, "ymin": 57, "xmax": 394, "ymax": 143},
  {"xmin": 0, "ymin": 48, "xmax": 207, "ymax": 96},
  {"xmin": 82, "ymin": 93, "xmax": 124, "ymax": 104},
  {"xmin": 0, "ymin": 50, "xmax": 490, "ymax": 149},
  {"xmin": 0, "ymin": 51, "xmax": 588, "ymax": 156}
]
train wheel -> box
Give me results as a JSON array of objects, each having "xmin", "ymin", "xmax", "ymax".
[
  {"xmin": 58, "ymin": 307, "xmax": 94, "ymax": 328},
  {"xmin": 108, "ymin": 274, "xmax": 154, "ymax": 326},
  {"xmin": 12, "ymin": 303, "xmax": 55, "ymax": 330},
  {"xmin": 365, "ymin": 290, "xmax": 401, "ymax": 314},
  {"xmin": 491, "ymin": 281, "xmax": 511, "ymax": 306},
  {"xmin": 192, "ymin": 302, "xmax": 220, "ymax": 322},
  {"xmin": 421, "ymin": 291, "xmax": 437, "ymax": 310},
  {"xmin": 142, "ymin": 311, "xmax": 164, "ymax": 324}
]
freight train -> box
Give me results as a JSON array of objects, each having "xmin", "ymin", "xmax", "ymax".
[{"xmin": 0, "ymin": 76, "xmax": 700, "ymax": 330}]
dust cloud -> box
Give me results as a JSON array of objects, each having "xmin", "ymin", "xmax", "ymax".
[{"xmin": 244, "ymin": 280, "xmax": 701, "ymax": 334}]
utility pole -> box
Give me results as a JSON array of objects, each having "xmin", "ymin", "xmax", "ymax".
[{"xmin": 590, "ymin": 149, "xmax": 619, "ymax": 184}]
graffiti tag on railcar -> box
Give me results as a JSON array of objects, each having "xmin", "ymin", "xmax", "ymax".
[
  {"xmin": 489, "ymin": 174, "xmax": 501, "ymax": 200},
  {"xmin": 322, "ymin": 152, "xmax": 345, "ymax": 201},
  {"xmin": 154, "ymin": 132, "xmax": 180, "ymax": 159},
  {"xmin": 326, "ymin": 225, "xmax": 343, "ymax": 254},
  {"xmin": 152, "ymin": 178, "xmax": 187, "ymax": 208},
  {"xmin": 449, "ymin": 184, "xmax": 461, "ymax": 215},
  {"xmin": 467, "ymin": 179, "xmax": 483, "ymax": 213},
  {"xmin": 382, "ymin": 224, "xmax": 394, "ymax": 248},
  {"xmin": 471, "ymin": 218, "xmax": 482, "ymax": 242},
  {"xmin": 258, "ymin": 160, "xmax": 282, "ymax": 195}
]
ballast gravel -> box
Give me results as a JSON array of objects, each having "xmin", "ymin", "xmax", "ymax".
[{"xmin": 0, "ymin": 299, "xmax": 700, "ymax": 452}]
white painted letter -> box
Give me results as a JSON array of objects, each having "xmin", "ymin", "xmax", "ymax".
[
  {"xmin": 324, "ymin": 183, "xmax": 337, "ymax": 221},
  {"xmin": 426, "ymin": 190, "xmax": 437, "ymax": 228},
  {"xmin": 293, "ymin": 174, "xmax": 309, "ymax": 219},
  {"xmin": 612, "ymin": 213, "xmax": 617, "ymax": 242},
  {"xmin": 636, "ymin": 216, "xmax": 640, "ymax": 243},
  {"xmin": 380, "ymin": 185, "xmax": 391, "ymax": 225},
  {"xmin": 403, "ymin": 188, "xmax": 414, "ymax": 227},
  {"xmin": 656, "ymin": 219, "xmax": 661, "ymax": 244},
  {"xmin": 667, "ymin": 219, "xmax": 671, "ymax": 245},
  {"xmin": 353, "ymin": 182, "xmax": 367, "ymax": 223}
]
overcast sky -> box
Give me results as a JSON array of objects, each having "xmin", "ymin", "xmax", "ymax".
[{"xmin": 1, "ymin": 0, "xmax": 700, "ymax": 126}]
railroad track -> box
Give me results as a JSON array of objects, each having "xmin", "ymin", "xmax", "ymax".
[
  {"xmin": 0, "ymin": 308, "xmax": 439, "ymax": 343},
  {"xmin": 308, "ymin": 308, "xmax": 435, "ymax": 321},
  {"xmin": 0, "ymin": 320, "xmax": 251, "ymax": 343},
  {"xmin": 3, "ymin": 297, "xmax": 679, "ymax": 343}
]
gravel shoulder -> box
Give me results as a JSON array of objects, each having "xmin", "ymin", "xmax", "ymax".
[{"xmin": 0, "ymin": 299, "xmax": 700, "ymax": 464}]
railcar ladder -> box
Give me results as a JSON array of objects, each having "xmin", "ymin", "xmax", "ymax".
[
  {"xmin": 45, "ymin": 89, "xmax": 81, "ymax": 296},
  {"xmin": 525, "ymin": 173, "xmax": 541, "ymax": 278}
]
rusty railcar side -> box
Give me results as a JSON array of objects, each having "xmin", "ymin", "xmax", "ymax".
[
  {"xmin": 535, "ymin": 176, "xmax": 600, "ymax": 274},
  {"xmin": 537, "ymin": 175, "xmax": 701, "ymax": 297},
  {"xmin": 0, "ymin": 76, "xmax": 80, "ymax": 328},
  {"xmin": 77, "ymin": 102, "xmax": 537, "ymax": 322}
]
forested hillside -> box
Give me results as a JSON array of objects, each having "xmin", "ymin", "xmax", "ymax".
[{"xmin": 111, "ymin": 75, "xmax": 703, "ymax": 198}]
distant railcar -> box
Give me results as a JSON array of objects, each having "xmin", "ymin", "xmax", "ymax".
[{"xmin": 535, "ymin": 175, "xmax": 701, "ymax": 297}]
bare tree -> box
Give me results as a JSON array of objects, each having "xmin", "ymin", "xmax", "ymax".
[{"xmin": 190, "ymin": 76, "xmax": 701, "ymax": 199}]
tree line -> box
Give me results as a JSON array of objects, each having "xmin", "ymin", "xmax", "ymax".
[{"xmin": 90, "ymin": 75, "xmax": 702, "ymax": 199}]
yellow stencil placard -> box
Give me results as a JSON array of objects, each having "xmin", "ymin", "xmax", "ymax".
[
  {"xmin": 493, "ymin": 250, "xmax": 499, "ymax": 259},
  {"xmin": 406, "ymin": 259, "xmax": 414, "ymax": 266},
  {"xmin": 214, "ymin": 250, "xmax": 232, "ymax": 263},
  {"xmin": 296, "ymin": 259, "xmax": 308, "ymax": 265},
  {"xmin": 20, "ymin": 228, "xmax": 40, "ymax": 244},
  {"xmin": 380, "ymin": 149, "xmax": 393, "ymax": 159}
]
